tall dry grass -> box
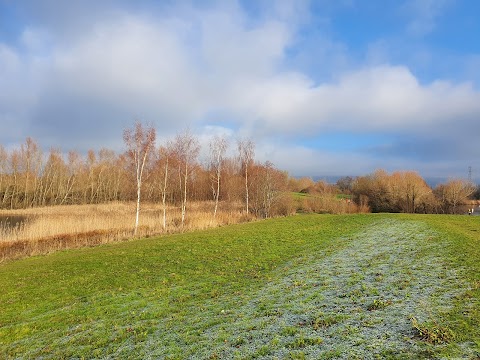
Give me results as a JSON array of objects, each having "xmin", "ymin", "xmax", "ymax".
[
  {"xmin": 298, "ymin": 195, "xmax": 370, "ymax": 214},
  {"xmin": 0, "ymin": 201, "xmax": 251, "ymax": 262}
]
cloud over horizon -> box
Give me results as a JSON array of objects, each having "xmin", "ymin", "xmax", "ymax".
[{"xmin": 1, "ymin": 0, "xmax": 479, "ymax": 180}]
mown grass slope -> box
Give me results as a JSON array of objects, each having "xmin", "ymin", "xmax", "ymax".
[{"xmin": 0, "ymin": 214, "xmax": 479, "ymax": 359}]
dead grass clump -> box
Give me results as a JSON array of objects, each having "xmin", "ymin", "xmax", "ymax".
[
  {"xmin": 411, "ymin": 317, "xmax": 455, "ymax": 344},
  {"xmin": 272, "ymin": 194, "xmax": 297, "ymax": 216},
  {"xmin": 0, "ymin": 229, "xmax": 126, "ymax": 262}
]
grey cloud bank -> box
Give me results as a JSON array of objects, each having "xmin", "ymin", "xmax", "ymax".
[{"xmin": 0, "ymin": 1, "xmax": 479, "ymax": 180}]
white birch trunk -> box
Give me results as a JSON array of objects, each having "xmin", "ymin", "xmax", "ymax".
[
  {"xmin": 214, "ymin": 169, "xmax": 220, "ymax": 218},
  {"xmin": 245, "ymin": 165, "xmax": 249, "ymax": 215},
  {"xmin": 181, "ymin": 161, "xmax": 188, "ymax": 228},
  {"xmin": 162, "ymin": 159, "xmax": 168, "ymax": 231}
]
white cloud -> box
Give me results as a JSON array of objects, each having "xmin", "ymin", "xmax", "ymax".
[
  {"xmin": 233, "ymin": 65, "xmax": 480, "ymax": 139},
  {"xmin": 50, "ymin": 16, "xmax": 200, "ymax": 116},
  {"xmin": 1, "ymin": 1, "xmax": 479, "ymax": 178}
]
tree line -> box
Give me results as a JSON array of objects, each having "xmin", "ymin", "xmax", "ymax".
[
  {"xmin": 341, "ymin": 169, "xmax": 478, "ymax": 214},
  {"xmin": 0, "ymin": 125, "xmax": 291, "ymax": 226},
  {"xmin": 1, "ymin": 124, "xmax": 477, "ymax": 220}
]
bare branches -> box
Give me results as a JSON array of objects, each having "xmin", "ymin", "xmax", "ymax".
[
  {"xmin": 237, "ymin": 138, "xmax": 255, "ymax": 214},
  {"xmin": 172, "ymin": 128, "xmax": 200, "ymax": 228},
  {"xmin": 434, "ymin": 179, "xmax": 476, "ymax": 214},
  {"xmin": 123, "ymin": 121, "xmax": 156, "ymax": 184},
  {"xmin": 155, "ymin": 143, "xmax": 174, "ymax": 230},
  {"xmin": 123, "ymin": 120, "xmax": 156, "ymax": 235},
  {"xmin": 209, "ymin": 135, "xmax": 228, "ymax": 217}
]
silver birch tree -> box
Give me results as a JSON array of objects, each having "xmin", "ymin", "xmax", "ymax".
[
  {"xmin": 123, "ymin": 121, "xmax": 156, "ymax": 236},
  {"xmin": 209, "ymin": 135, "xmax": 228, "ymax": 218},
  {"xmin": 237, "ymin": 138, "xmax": 255, "ymax": 215},
  {"xmin": 172, "ymin": 129, "xmax": 200, "ymax": 228}
]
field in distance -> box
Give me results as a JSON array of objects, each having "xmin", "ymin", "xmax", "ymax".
[{"xmin": 1, "ymin": 213, "xmax": 479, "ymax": 359}]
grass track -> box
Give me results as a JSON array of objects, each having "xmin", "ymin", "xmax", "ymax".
[{"xmin": 0, "ymin": 214, "xmax": 479, "ymax": 359}]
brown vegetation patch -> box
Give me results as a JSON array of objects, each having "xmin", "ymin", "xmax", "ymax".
[
  {"xmin": 0, "ymin": 229, "xmax": 123, "ymax": 262},
  {"xmin": 0, "ymin": 201, "xmax": 249, "ymax": 262}
]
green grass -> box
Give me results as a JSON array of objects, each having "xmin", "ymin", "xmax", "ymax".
[
  {"xmin": 413, "ymin": 214, "xmax": 480, "ymax": 347},
  {"xmin": 290, "ymin": 191, "xmax": 351, "ymax": 200},
  {"xmin": 291, "ymin": 191, "xmax": 310, "ymax": 199},
  {"xmin": 0, "ymin": 213, "xmax": 479, "ymax": 358}
]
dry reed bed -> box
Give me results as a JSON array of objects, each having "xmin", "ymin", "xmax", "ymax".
[
  {"xmin": 0, "ymin": 201, "xmax": 249, "ymax": 262},
  {"xmin": 299, "ymin": 195, "xmax": 370, "ymax": 214}
]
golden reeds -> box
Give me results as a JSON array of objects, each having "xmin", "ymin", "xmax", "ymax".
[
  {"xmin": 297, "ymin": 196, "xmax": 370, "ymax": 214},
  {"xmin": 0, "ymin": 201, "xmax": 250, "ymax": 262}
]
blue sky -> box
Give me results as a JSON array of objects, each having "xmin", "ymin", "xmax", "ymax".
[{"xmin": 1, "ymin": 0, "xmax": 479, "ymax": 180}]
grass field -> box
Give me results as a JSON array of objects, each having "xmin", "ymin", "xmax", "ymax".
[{"xmin": 1, "ymin": 213, "xmax": 479, "ymax": 359}]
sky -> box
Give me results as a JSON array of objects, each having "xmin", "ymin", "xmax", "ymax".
[{"xmin": 1, "ymin": 0, "xmax": 479, "ymax": 181}]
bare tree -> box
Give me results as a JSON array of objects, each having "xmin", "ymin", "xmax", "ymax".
[
  {"xmin": 40, "ymin": 148, "xmax": 64, "ymax": 206},
  {"xmin": 237, "ymin": 138, "xmax": 255, "ymax": 214},
  {"xmin": 0, "ymin": 145, "xmax": 7, "ymax": 208},
  {"xmin": 261, "ymin": 161, "xmax": 276, "ymax": 218},
  {"xmin": 352, "ymin": 169, "xmax": 396, "ymax": 213},
  {"xmin": 172, "ymin": 129, "xmax": 200, "ymax": 228},
  {"xmin": 20, "ymin": 137, "xmax": 42, "ymax": 208},
  {"xmin": 60, "ymin": 150, "xmax": 81, "ymax": 205},
  {"xmin": 248, "ymin": 161, "xmax": 288, "ymax": 218},
  {"xmin": 85, "ymin": 150, "xmax": 97, "ymax": 203},
  {"xmin": 123, "ymin": 121, "xmax": 156, "ymax": 236},
  {"xmin": 209, "ymin": 135, "xmax": 228, "ymax": 217},
  {"xmin": 155, "ymin": 143, "xmax": 174, "ymax": 230},
  {"xmin": 9, "ymin": 149, "xmax": 21, "ymax": 209},
  {"xmin": 394, "ymin": 171, "xmax": 432, "ymax": 213},
  {"xmin": 434, "ymin": 179, "xmax": 475, "ymax": 214}
]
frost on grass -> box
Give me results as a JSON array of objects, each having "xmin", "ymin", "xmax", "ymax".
[{"xmin": 135, "ymin": 219, "xmax": 471, "ymax": 359}]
